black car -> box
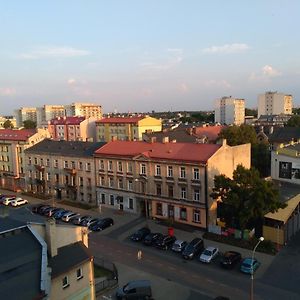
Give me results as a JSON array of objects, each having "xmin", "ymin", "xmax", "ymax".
[
  {"xmin": 130, "ymin": 227, "xmax": 151, "ymax": 241},
  {"xmin": 155, "ymin": 235, "xmax": 176, "ymax": 250},
  {"xmin": 143, "ymin": 233, "xmax": 163, "ymax": 246},
  {"xmin": 42, "ymin": 206, "xmax": 57, "ymax": 216},
  {"xmin": 31, "ymin": 204, "xmax": 47, "ymax": 214},
  {"xmin": 182, "ymin": 238, "xmax": 204, "ymax": 260},
  {"xmin": 220, "ymin": 251, "xmax": 242, "ymax": 269},
  {"xmin": 89, "ymin": 218, "xmax": 114, "ymax": 231},
  {"xmin": 37, "ymin": 205, "xmax": 52, "ymax": 215},
  {"xmin": 53, "ymin": 209, "xmax": 68, "ymax": 219}
]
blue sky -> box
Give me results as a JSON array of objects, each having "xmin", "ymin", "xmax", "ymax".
[{"xmin": 0, "ymin": 0, "xmax": 299, "ymax": 114}]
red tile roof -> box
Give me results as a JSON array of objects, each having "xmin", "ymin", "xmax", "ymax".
[
  {"xmin": 49, "ymin": 116, "xmax": 85, "ymax": 125},
  {"xmin": 0, "ymin": 129, "xmax": 36, "ymax": 141},
  {"xmin": 96, "ymin": 117, "xmax": 144, "ymax": 124},
  {"xmin": 193, "ymin": 125, "xmax": 227, "ymax": 141},
  {"xmin": 94, "ymin": 141, "xmax": 221, "ymax": 163}
]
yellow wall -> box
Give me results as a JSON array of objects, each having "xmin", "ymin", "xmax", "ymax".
[
  {"xmin": 263, "ymin": 225, "xmax": 285, "ymax": 245},
  {"xmin": 137, "ymin": 117, "xmax": 162, "ymax": 140}
]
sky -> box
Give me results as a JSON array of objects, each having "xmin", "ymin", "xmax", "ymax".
[{"xmin": 0, "ymin": 0, "xmax": 299, "ymax": 114}]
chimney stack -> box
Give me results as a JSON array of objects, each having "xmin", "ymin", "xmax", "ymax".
[
  {"xmin": 162, "ymin": 136, "xmax": 169, "ymax": 143},
  {"xmin": 45, "ymin": 218, "xmax": 57, "ymax": 257}
]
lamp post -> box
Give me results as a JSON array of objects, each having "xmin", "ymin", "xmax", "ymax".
[{"xmin": 250, "ymin": 236, "xmax": 264, "ymax": 300}]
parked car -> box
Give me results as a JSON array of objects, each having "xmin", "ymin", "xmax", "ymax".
[
  {"xmin": 171, "ymin": 240, "xmax": 188, "ymax": 253},
  {"xmin": 31, "ymin": 204, "xmax": 48, "ymax": 214},
  {"xmin": 155, "ymin": 235, "xmax": 176, "ymax": 250},
  {"xmin": 89, "ymin": 218, "xmax": 114, "ymax": 231},
  {"xmin": 130, "ymin": 227, "xmax": 151, "ymax": 242},
  {"xmin": 143, "ymin": 233, "xmax": 163, "ymax": 246},
  {"xmin": 61, "ymin": 212, "xmax": 80, "ymax": 222},
  {"xmin": 116, "ymin": 280, "xmax": 152, "ymax": 300},
  {"xmin": 80, "ymin": 217, "xmax": 100, "ymax": 227},
  {"xmin": 38, "ymin": 205, "xmax": 52, "ymax": 215},
  {"xmin": 44, "ymin": 207, "xmax": 61, "ymax": 218},
  {"xmin": 53, "ymin": 209, "xmax": 68, "ymax": 219},
  {"xmin": 182, "ymin": 238, "xmax": 204, "ymax": 260},
  {"xmin": 72, "ymin": 215, "xmax": 90, "ymax": 225},
  {"xmin": 220, "ymin": 251, "xmax": 242, "ymax": 269},
  {"xmin": 10, "ymin": 198, "xmax": 28, "ymax": 207},
  {"xmin": 2, "ymin": 196, "xmax": 17, "ymax": 206},
  {"xmin": 199, "ymin": 246, "xmax": 219, "ymax": 263},
  {"xmin": 240, "ymin": 258, "xmax": 260, "ymax": 274}
]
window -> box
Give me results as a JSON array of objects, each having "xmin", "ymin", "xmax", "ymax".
[
  {"xmin": 109, "ymin": 177, "xmax": 114, "ymax": 187},
  {"xmin": 180, "ymin": 167, "xmax": 186, "ymax": 178},
  {"xmin": 118, "ymin": 161, "xmax": 123, "ymax": 172},
  {"xmin": 101, "ymin": 193, "xmax": 106, "ymax": 204},
  {"xmin": 34, "ymin": 157, "xmax": 38, "ymax": 165},
  {"xmin": 29, "ymin": 157, "xmax": 32, "ymax": 165},
  {"xmin": 54, "ymin": 159, "xmax": 58, "ymax": 168},
  {"xmin": 79, "ymin": 177, "xmax": 83, "ymax": 186},
  {"xmin": 99, "ymin": 160, "xmax": 104, "ymax": 170},
  {"xmin": 46, "ymin": 159, "xmax": 50, "ymax": 167},
  {"xmin": 194, "ymin": 189, "xmax": 200, "ymax": 201},
  {"xmin": 118, "ymin": 178, "xmax": 123, "ymax": 189},
  {"xmin": 127, "ymin": 162, "xmax": 133, "ymax": 173},
  {"xmin": 168, "ymin": 185, "xmax": 174, "ymax": 198},
  {"xmin": 180, "ymin": 208, "xmax": 187, "ymax": 220},
  {"xmin": 78, "ymin": 161, "xmax": 83, "ymax": 170},
  {"xmin": 86, "ymin": 162, "xmax": 91, "ymax": 171},
  {"xmin": 156, "ymin": 184, "xmax": 161, "ymax": 196},
  {"xmin": 140, "ymin": 163, "xmax": 146, "ymax": 175},
  {"xmin": 128, "ymin": 198, "xmax": 134, "ymax": 209},
  {"xmin": 128, "ymin": 180, "xmax": 133, "ymax": 191},
  {"xmin": 55, "ymin": 174, "xmax": 59, "ymax": 183},
  {"xmin": 156, "ymin": 203, "xmax": 162, "ymax": 215},
  {"xmin": 64, "ymin": 161, "xmax": 68, "ymax": 168},
  {"xmin": 62, "ymin": 276, "xmax": 69, "ymax": 288},
  {"xmin": 76, "ymin": 268, "xmax": 83, "ymax": 280},
  {"xmin": 155, "ymin": 165, "xmax": 161, "ymax": 176},
  {"xmin": 99, "ymin": 176, "xmax": 105, "ymax": 186},
  {"xmin": 40, "ymin": 158, "xmax": 44, "ymax": 166},
  {"xmin": 167, "ymin": 166, "xmax": 173, "ymax": 177},
  {"xmin": 46, "ymin": 173, "xmax": 51, "ymax": 181},
  {"xmin": 193, "ymin": 168, "xmax": 200, "ymax": 180},
  {"xmin": 71, "ymin": 161, "xmax": 75, "ymax": 169},
  {"xmin": 108, "ymin": 160, "xmax": 113, "ymax": 171},
  {"xmin": 193, "ymin": 210, "xmax": 201, "ymax": 223},
  {"xmin": 181, "ymin": 187, "xmax": 187, "ymax": 199},
  {"xmin": 110, "ymin": 195, "xmax": 114, "ymax": 205}
]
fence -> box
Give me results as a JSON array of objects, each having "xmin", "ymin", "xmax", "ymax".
[{"xmin": 94, "ymin": 257, "xmax": 118, "ymax": 294}]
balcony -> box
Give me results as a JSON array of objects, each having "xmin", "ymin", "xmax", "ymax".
[
  {"xmin": 64, "ymin": 168, "xmax": 77, "ymax": 175},
  {"xmin": 154, "ymin": 175, "xmax": 162, "ymax": 181},
  {"xmin": 191, "ymin": 179, "xmax": 201, "ymax": 186}
]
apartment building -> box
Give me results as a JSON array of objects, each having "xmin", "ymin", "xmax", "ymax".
[
  {"xmin": 0, "ymin": 128, "xmax": 50, "ymax": 191},
  {"xmin": 258, "ymin": 91, "xmax": 293, "ymax": 118},
  {"xmin": 37, "ymin": 105, "xmax": 65, "ymax": 128},
  {"xmin": 271, "ymin": 142, "xmax": 300, "ymax": 185},
  {"xmin": 94, "ymin": 140, "xmax": 250, "ymax": 228},
  {"xmin": 15, "ymin": 107, "xmax": 37, "ymax": 128},
  {"xmin": 24, "ymin": 140, "xmax": 105, "ymax": 203},
  {"xmin": 65, "ymin": 102, "xmax": 102, "ymax": 119},
  {"xmin": 214, "ymin": 96, "xmax": 245, "ymax": 125},
  {"xmin": 0, "ymin": 116, "xmax": 16, "ymax": 128},
  {"xmin": 0, "ymin": 218, "xmax": 95, "ymax": 300},
  {"xmin": 96, "ymin": 116, "xmax": 162, "ymax": 142}
]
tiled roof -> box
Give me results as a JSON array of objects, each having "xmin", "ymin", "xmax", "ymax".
[
  {"xmin": 94, "ymin": 140, "xmax": 221, "ymax": 163},
  {"xmin": 49, "ymin": 241, "xmax": 92, "ymax": 278},
  {"xmin": 0, "ymin": 129, "xmax": 36, "ymax": 141},
  {"xmin": 269, "ymin": 127, "xmax": 300, "ymax": 143},
  {"xmin": 49, "ymin": 116, "xmax": 85, "ymax": 125},
  {"xmin": 25, "ymin": 139, "xmax": 106, "ymax": 157},
  {"xmin": 96, "ymin": 116, "xmax": 144, "ymax": 124},
  {"xmin": 193, "ymin": 125, "xmax": 226, "ymax": 141}
]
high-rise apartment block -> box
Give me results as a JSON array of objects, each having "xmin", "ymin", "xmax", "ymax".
[
  {"xmin": 258, "ymin": 91, "xmax": 293, "ymax": 118},
  {"xmin": 214, "ymin": 96, "xmax": 245, "ymax": 125},
  {"xmin": 36, "ymin": 105, "xmax": 65, "ymax": 128},
  {"xmin": 65, "ymin": 103, "xmax": 102, "ymax": 119},
  {"xmin": 15, "ymin": 107, "xmax": 37, "ymax": 128}
]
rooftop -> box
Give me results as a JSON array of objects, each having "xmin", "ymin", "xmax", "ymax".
[
  {"xmin": 96, "ymin": 116, "xmax": 144, "ymax": 124},
  {"xmin": 0, "ymin": 129, "xmax": 36, "ymax": 141},
  {"xmin": 49, "ymin": 116, "xmax": 86, "ymax": 125}
]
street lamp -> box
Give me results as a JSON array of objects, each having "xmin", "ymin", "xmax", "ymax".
[{"xmin": 250, "ymin": 236, "xmax": 264, "ymax": 300}]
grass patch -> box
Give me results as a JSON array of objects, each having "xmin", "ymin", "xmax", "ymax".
[
  {"xmin": 60, "ymin": 200, "xmax": 94, "ymax": 210},
  {"xmin": 94, "ymin": 263, "xmax": 114, "ymax": 278}
]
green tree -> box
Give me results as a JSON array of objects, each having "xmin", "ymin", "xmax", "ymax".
[
  {"xmin": 23, "ymin": 120, "xmax": 37, "ymax": 129},
  {"xmin": 211, "ymin": 165, "xmax": 286, "ymax": 233},
  {"xmin": 218, "ymin": 124, "xmax": 257, "ymax": 146},
  {"xmin": 292, "ymin": 108, "xmax": 300, "ymax": 115},
  {"xmin": 245, "ymin": 108, "xmax": 258, "ymax": 117},
  {"xmin": 251, "ymin": 143, "xmax": 271, "ymax": 177},
  {"xmin": 286, "ymin": 115, "xmax": 300, "ymax": 127},
  {"xmin": 3, "ymin": 119, "xmax": 14, "ymax": 129}
]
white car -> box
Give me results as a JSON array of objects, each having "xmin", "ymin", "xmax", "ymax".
[
  {"xmin": 199, "ymin": 246, "xmax": 219, "ymax": 263},
  {"xmin": 61, "ymin": 212, "xmax": 80, "ymax": 222},
  {"xmin": 2, "ymin": 196, "xmax": 16, "ymax": 206},
  {"xmin": 10, "ymin": 198, "xmax": 28, "ymax": 207}
]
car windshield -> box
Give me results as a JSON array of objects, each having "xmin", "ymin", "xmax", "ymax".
[
  {"xmin": 203, "ymin": 250, "xmax": 212, "ymax": 256},
  {"xmin": 242, "ymin": 262, "xmax": 251, "ymax": 268}
]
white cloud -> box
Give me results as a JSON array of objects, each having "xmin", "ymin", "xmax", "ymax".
[
  {"xmin": 19, "ymin": 46, "xmax": 90, "ymax": 59},
  {"xmin": 0, "ymin": 87, "xmax": 16, "ymax": 96},
  {"xmin": 262, "ymin": 65, "xmax": 281, "ymax": 77},
  {"xmin": 202, "ymin": 43, "xmax": 249, "ymax": 54},
  {"xmin": 67, "ymin": 78, "xmax": 76, "ymax": 85}
]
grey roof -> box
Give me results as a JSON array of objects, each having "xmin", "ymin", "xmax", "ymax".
[
  {"xmin": 269, "ymin": 127, "xmax": 300, "ymax": 143},
  {"xmin": 0, "ymin": 226, "xmax": 43, "ymax": 300},
  {"xmin": 273, "ymin": 180, "xmax": 300, "ymax": 203},
  {"xmin": 144, "ymin": 130, "xmax": 198, "ymax": 143},
  {"xmin": 49, "ymin": 241, "xmax": 92, "ymax": 278},
  {"xmin": 0, "ymin": 213, "xmax": 26, "ymax": 232},
  {"xmin": 25, "ymin": 139, "xmax": 106, "ymax": 157}
]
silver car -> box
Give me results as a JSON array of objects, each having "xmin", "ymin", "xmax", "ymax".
[
  {"xmin": 171, "ymin": 240, "xmax": 188, "ymax": 253},
  {"xmin": 61, "ymin": 212, "xmax": 80, "ymax": 222}
]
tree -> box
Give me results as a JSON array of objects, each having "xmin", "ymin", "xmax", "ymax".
[
  {"xmin": 245, "ymin": 108, "xmax": 258, "ymax": 117},
  {"xmin": 286, "ymin": 115, "xmax": 300, "ymax": 127},
  {"xmin": 218, "ymin": 124, "xmax": 257, "ymax": 146},
  {"xmin": 3, "ymin": 120, "xmax": 14, "ymax": 129},
  {"xmin": 211, "ymin": 165, "xmax": 286, "ymax": 234},
  {"xmin": 251, "ymin": 143, "xmax": 271, "ymax": 177},
  {"xmin": 23, "ymin": 120, "xmax": 37, "ymax": 129}
]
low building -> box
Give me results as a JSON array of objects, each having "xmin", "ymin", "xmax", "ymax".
[
  {"xmin": 0, "ymin": 115, "xmax": 17, "ymax": 128},
  {"xmin": 268, "ymin": 127, "xmax": 300, "ymax": 150},
  {"xmin": 24, "ymin": 140, "xmax": 105, "ymax": 203},
  {"xmin": 0, "ymin": 128, "xmax": 50, "ymax": 191},
  {"xmin": 271, "ymin": 142, "xmax": 300, "ymax": 185},
  {"xmin": 94, "ymin": 139, "xmax": 250, "ymax": 228},
  {"xmin": 96, "ymin": 116, "xmax": 162, "ymax": 142},
  {"xmin": 0, "ymin": 217, "xmax": 95, "ymax": 300}
]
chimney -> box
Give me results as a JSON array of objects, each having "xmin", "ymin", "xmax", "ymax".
[
  {"xmin": 187, "ymin": 128, "xmax": 193, "ymax": 135},
  {"xmin": 150, "ymin": 137, "xmax": 156, "ymax": 143},
  {"xmin": 111, "ymin": 136, "xmax": 118, "ymax": 141},
  {"xmin": 269, "ymin": 126, "xmax": 274, "ymax": 134},
  {"xmin": 45, "ymin": 218, "xmax": 57, "ymax": 257},
  {"xmin": 162, "ymin": 136, "xmax": 169, "ymax": 143}
]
